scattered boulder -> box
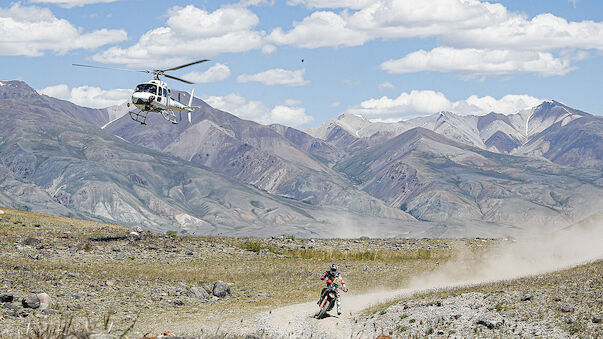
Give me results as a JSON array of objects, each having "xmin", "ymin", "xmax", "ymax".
[
  {"xmin": 476, "ymin": 314, "xmax": 504, "ymax": 329},
  {"xmin": 37, "ymin": 293, "xmax": 52, "ymax": 310},
  {"xmin": 593, "ymin": 315, "xmax": 602, "ymax": 323},
  {"xmin": 200, "ymin": 283, "xmax": 213, "ymax": 294},
  {"xmin": 245, "ymin": 335, "xmax": 261, "ymax": 339},
  {"xmin": 559, "ymin": 303, "xmax": 575, "ymax": 313},
  {"xmin": 567, "ymin": 316, "xmax": 577, "ymax": 324},
  {"xmin": 21, "ymin": 237, "xmax": 41, "ymax": 247},
  {"xmin": 186, "ymin": 287, "xmax": 209, "ymax": 299},
  {"xmin": 520, "ymin": 294, "xmax": 533, "ymax": 301},
  {"xmin": 133, "ymin": 225, "xmax": 144, "ymax": 233},
  {"xmin": 212, "ymin": 281, "xmax": 231, "ymax": 298},
  {"xmin": 0, "ymin": 294, "xmax": 14, "ymax": 303},
  {"xmin": 22, "ymin": 294, "xmax": 40, "ymax": 309},
  {"xmin": 128, "ymin": 231, "xmax": 142, "ymax": 241}
]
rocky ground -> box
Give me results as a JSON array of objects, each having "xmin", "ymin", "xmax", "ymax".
[
  {"xmin": 357, "ymin": 261, "xmax": 602, "ymax": 338},
  {"xmin": 2, "ymin": 207, "xmax": 600, "ymax": 338},
  {"xmin": 0, "ymin": 207, "xmax": 492, "ymax": 338}
]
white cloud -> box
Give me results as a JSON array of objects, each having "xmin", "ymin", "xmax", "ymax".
[
  {"xmin": 443, "ymin": 13, "xmax": 603, "ymax": 52},
  {"xmin": 39, "ymin": 84, "xmax": 132, "ymax": 108},
  {"xmin": 270, "ymin": 104, "xmax": 314, "ymax": 126},
  {"xmin": 268, "ymin": 11, "xmax": 370, "ymax": 48},
  {"xmin": 93, "ymin": 5, "xmax": 266, "ymax": 68},
  {"xmin": 379, "ymin": 81, "xmax": 394, "ymax": 89},
  {"xmin": 203, "ymin": 93, "xmax": 313, "ymax": 127},
  {"xmin": 182, "ymin": 63, "xmax": 231, "ymax": 83},
  {"xmin": 287, "ymin": 0, "xmax": 376, "ymax": 10},
  {"xmin": 345, "ymin": 89, "xmax": 543, "ymax": 119},
  {"xmin": 0, "ymin": 3, "xmax": 126, "ymax": 56},
  {"xmin": 29, "ymin": 0, "xmax": 119, "ymax": 8},
  {"xmin": 274, "ymin": 0, "xmax": 603, "ymax": 76},
  {"xmin": 381, "ymin": 47, "xmax": 574, "ymax": 76},
  {"xmin": 237, "ymin": 68, "xmax": 309, "ymax": 86}
]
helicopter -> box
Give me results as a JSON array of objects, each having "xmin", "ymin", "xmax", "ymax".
[{"xmin": 72, "ymin": 59, "xmax": 210, "ymax": 125}]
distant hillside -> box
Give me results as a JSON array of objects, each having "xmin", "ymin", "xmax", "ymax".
[
  {"xmin": 105, "ymin": 91, "xmax": 412, "ymax": 221},
  {"xmin": 0, "ymin": 81, "xmax": 417, "ymax": 237},
  {"xmin": 1, "ymin": 80, "xmax": 601, "ymax": 237},
  {"xmin": 335, "ymin": 127, "xmax": 602, "ymax": 227}
]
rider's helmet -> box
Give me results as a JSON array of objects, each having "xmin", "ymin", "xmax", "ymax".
[{"xmin": 330, "ymin": 263, "xmax": 338, "ymax": 273}]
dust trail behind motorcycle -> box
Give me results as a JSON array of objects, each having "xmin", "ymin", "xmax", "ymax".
[{"xmin": 255, "ymin": 214, "xmax": 603, "ymax": 338}]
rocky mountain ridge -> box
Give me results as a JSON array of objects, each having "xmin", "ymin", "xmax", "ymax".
[
  {"xmin": 306, "ymin": 101, "xmax": 601, "ymax": 169},
  {"xmin": 0, "ymin": 80, "xmax": 601, "ymax": 236}
]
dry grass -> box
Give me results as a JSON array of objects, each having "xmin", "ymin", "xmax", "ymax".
[{"xmin": 0, "ymin": 207, "xmax": 497, "ymax": 337}]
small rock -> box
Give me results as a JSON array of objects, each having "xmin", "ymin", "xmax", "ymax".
[
  {"xmin": 476, "ymin": 314, "xmax": 504, "ymax": 329},
  {"xmin": 128, "ymin": 231, "xmax": 141, "ymax": 241},
  {"xmin": 37, "ymin": 293, "xmax": 52, "ymax": 310},
  {"xmin": 212, "ymin": 281, "xmax": 231, "ymax": 298},
  {"xmin": 593, "ymin": 315, "xmax": 602, "ymax": 323},
  {"xmin": 520, "ymin": 294, "xmax": 533, "ymax": 301},
  {"xmin": 21, "ymin": 237, "xmax": 42, "ymax": 247},
  {"xmin": 133, "ymin": 225, "xmax": 144, "ymax": 233},
  {"xmin": 105, "ymin": 280, "xmax": 115, "ymax": 286},
  {"xmin": 567, "ymin": 316, "xmax": 577, "ymax": 324},
  {"xmin": 0, "ymin": 294, "xmax": 14, "ymax": 303},
  {"xmin": 245, "ymin": 335, "xmax": 261, "ymax": 339},
  {"xmin": 22, "ymin": 295, "xmax": 41, "ymax": 309},
  {"xmin": 42, "ymin": 309, "xmax": 57, "ymax": 315},
  {"xmin": 186, "ymin": 287, "xmax": 209, "ymax": 299},
  {"xmin": 4, "ymin": 303, "xmax": 19, "ymax": 310},
  {"xmin": 201, "ymin": 284, "xmax": 213, "ymax": 294},
  {"xmin": 67, "ymin": 272, "xmax": 80, "ymax": 278},
  {"xmin": 559, "ymin": 303, "xmax": 575, "ymax": 313}
]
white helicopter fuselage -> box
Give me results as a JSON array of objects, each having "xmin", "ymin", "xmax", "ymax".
[{"xmin": 131, "ymin": 79, "xmax": 192, "ymax": 113}]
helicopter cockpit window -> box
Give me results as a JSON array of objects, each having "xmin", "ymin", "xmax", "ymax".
[{"xmin": 135, "ymin": 84, "xmax": 157, "ymax": 94}]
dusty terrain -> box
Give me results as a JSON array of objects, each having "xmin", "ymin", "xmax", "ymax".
[{"xmin": 0, "ymin": 207, "xmax": 601, "ymax": 338}]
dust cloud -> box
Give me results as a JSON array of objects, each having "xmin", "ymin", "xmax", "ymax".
[{"xmin": 407, "ymin": 213, "xmax": 603, "ymax": 291}]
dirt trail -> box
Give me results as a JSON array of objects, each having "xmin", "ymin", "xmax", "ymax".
[
  {"xmin": 254, "ymin": 219, "xmax": 603, "ymax": 338},
  {"xmin": 254, "ymin": 284, "xmax": 469, "ymax": 338}
]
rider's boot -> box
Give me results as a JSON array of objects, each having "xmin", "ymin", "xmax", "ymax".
[{"xmin": 337, "ymin": 296, "xmax": 342, "ymax": 315}]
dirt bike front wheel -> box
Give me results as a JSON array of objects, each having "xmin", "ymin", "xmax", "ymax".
[{"xmin": 316, "ymin": 300, "xmax": 330, "ymax": 319}]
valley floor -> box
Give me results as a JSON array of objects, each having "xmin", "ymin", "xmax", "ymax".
[{"xmin": 0, "ymin": 207, "xmax": 601, "ymax": 338}]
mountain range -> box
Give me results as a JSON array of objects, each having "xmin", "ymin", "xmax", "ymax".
[{"xmin": 0, "ymin": 80, "xmax": 601, "ymax": 237}]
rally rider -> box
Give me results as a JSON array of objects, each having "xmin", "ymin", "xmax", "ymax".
[{"xmin": 319, "ymin": 263, "xmax": 348, "ymax": 315}]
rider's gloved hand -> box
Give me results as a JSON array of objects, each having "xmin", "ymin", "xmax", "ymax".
[{"xmin": 320, "ymin": 276, "xmax": 325, "ymax": 280}]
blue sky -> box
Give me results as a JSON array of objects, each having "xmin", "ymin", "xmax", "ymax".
[{"xmin": 2, "ymin": 0, "xmax": 602, "ymax": 128}]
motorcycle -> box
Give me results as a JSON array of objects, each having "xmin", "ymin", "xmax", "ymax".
[{"xmin": 315, "ymin": 276, "xmax": 347, "ymax": 319}]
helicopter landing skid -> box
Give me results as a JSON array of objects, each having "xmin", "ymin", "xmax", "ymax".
[
  {"xmin": 160, "ymin": 109, "xmax": 182, "ymax": 124},
  {"xmin": 129, "ymin": 109, "xmax": 149, "ymax": 125}
]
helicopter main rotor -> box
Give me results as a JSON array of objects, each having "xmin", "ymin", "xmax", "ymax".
[{"xmin": 72, "ymin": 59, "xmax": 210, "ymax": 84}]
